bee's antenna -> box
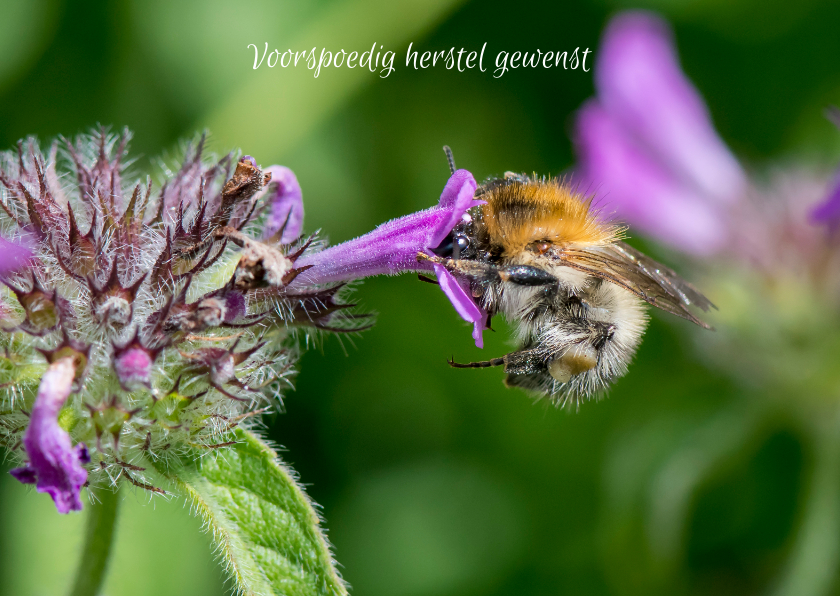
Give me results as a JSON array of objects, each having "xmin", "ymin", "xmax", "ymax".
[{"xmin": 443, "ymin": 145, "xmax": 456, "ymax": 175}]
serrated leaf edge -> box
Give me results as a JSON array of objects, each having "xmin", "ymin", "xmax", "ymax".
[{"xmin": 156, "ymin": 429, "xmax": 348, "ymax": 596}]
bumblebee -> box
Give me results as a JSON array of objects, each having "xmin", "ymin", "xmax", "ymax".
[{"xmin": 422, "ymin": 148, "xmax": 713, "ymax": 406}]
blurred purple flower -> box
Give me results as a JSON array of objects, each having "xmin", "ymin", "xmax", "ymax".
[
  {"xmin": 574, "ymin": 11, "xmax": 747, "ymax": 255},
  {"xmin": 811, "ymin": 108, "xmax": 840, "ymax": 228},
  {"xmin": 812, "ymin": 175, "xmax": 840, "ymax": 229},
  {"xmin": 294, "ymin": 170, "xmax": 489, "ymax": 346},
  {"xmin": 10, "ymin": 358, "xmax": 88, "ymax": 514}
]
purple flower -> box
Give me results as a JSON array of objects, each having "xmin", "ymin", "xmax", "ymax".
[
  {"xmin": 812, "ymin": 174, "xmax": 840, "ymax": 228},
  {"xmin": 574, "ymin": 11, "xmax": 747, "ymax": 255},
  {"xmin": 112, "ymin": 339, "xmax": 158, "ymax": 390},
  {"xmin": 294, "ymin": 170, "xmax": 489, "ymax": 346},
  {"xmin": 260, "ymin": 165, "xmax": 304, "ymax": 244},
  {"xmin": 10, "ymin": 358, "xmax": 88, "ymax": 514},
  {"xmin": 811, "ymin": 108, "xmax": 840, "ymax": 228},
  {"xmin": 114, "ymin": 348, "xmax": 152, "ymax": 386}
]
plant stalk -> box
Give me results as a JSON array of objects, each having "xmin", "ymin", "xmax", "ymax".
[
  {"xmin": 771, "ymin": 409, "xmax": 840, "ymax": 596},
  {"xmin": 68, "ymin": 488, "xmax": 120, "ymax": 596}
]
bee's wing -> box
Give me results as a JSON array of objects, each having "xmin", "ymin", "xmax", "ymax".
[{"xmin": 555, "ymin": 242, "xmax": 715, "ymax": 329}]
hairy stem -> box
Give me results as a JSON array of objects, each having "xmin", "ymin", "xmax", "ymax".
[{"xmin": 68, "ymin": 488, "xmax": 121, "ymax": 596}]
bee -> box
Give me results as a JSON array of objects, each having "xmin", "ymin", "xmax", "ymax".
[{"xmin": 421, "ymin": 148, "xmax": 714, "ymax": 406}]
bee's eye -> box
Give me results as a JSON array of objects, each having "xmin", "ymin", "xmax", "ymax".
[{"xmin": 453, "ymin": 234, "xmax": 470, "ymax": 259}]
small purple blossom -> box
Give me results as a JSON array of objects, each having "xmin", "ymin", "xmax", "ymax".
[
  {"xmin": 11, "ymin": 358, "xmax": 87, "ymax": 513},
  {"xmin": 113, "ymin": 345, "xmax": 154, "ymax": 389},
  {"xmin": 294, "ymin": 169, "xmax": 489, "ymax": 346},
  {"xmin": 574, "ymin": 11, "xmax": 747, "ymax": 255}
]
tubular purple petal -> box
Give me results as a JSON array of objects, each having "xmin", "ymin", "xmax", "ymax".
[
  {"xmin": 11, "ymin": 358, "xmax": 87, "ymax": 513},
  {"xmin": 261, "ymin": 165, "xmax": 304, "ymax": 244},
  {"xmin": 293, "ymin": 169, "xmax": 487, "ymax": 344},
  {"xmin": 434, "ymin": 264, "xmax": 487, "ymax": 348},
  {"xmin": 431, "ymin": 170, "xmax": 482, "ymax": 246},
  {"xmin": 294, "ymin": 169, "xmax": 482, "ymax": 284},
  {"xmin": 293, "ymin": 209, "xmax": 447, "ymax": 283},
  {"xmin": 596, "ymin": 11, "xmax": 747, "ymax": 205},
  {"xmin": 575, "ymin": 101, "xmax": 728, "ymax": 255},
  {"xmin": 9, "ymin": 466, "xmax": 37, "ymax": 484}
]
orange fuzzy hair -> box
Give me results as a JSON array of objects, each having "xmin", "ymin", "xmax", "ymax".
[{"xmin": 482, "ymin": 178, "xmax": 622, "ymax": 256}]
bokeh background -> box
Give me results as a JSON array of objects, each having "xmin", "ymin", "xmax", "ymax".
[{"xmin": 2, "ymin": 0, "xmax": 840, "ymax": 595}]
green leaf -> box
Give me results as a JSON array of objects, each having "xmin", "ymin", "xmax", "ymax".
[{"xmin": 157, "ymin": 429, "xmax": 347, "ymax": 596}]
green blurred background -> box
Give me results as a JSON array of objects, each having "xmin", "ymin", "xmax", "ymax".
[{"xmin": 2, "ymin": 0, "xmax": 840, "ymax": 594}]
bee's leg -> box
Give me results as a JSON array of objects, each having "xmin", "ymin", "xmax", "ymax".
[
  {"xmin": 449, "ymin": 348, "xmax": 545, "ymax": 375},
  {"xmin": 448, "ymin": 356, "xmax": 506, "ymax": 368},
  {"xmin": 418, "ymin": 252, "xmax": 497, "ymax": 280},
  {"xmin": 418, "ymin": 253, "xmax": 557, "ymax": 287},
  {"xmin": 500, "ymin": 348, "xmax": 546, "ymax": 374}
]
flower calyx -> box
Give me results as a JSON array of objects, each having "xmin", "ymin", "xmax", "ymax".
[{"xmin": 88, "ymin": 258, "xmax": 146, "ymax": 327}]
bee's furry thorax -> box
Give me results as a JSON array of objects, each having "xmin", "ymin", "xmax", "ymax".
[{"xmin": 478, "ymin": 177, "xmax": 623, "ymax": 258}]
